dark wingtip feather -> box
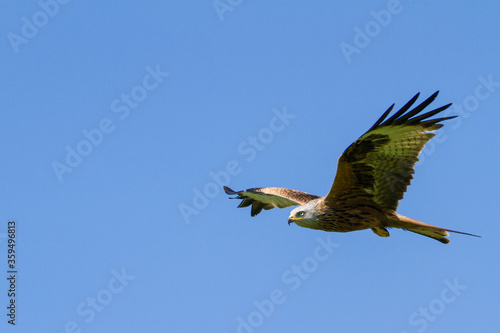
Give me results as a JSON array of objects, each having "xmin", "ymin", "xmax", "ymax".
[
  {"xmin": 223, "ymin": 186, "xmax": 237, "ymax": 195},
  {"xmin": 251, "ymin": 205, "xmax": 262, "ymax": 216},
  {"xmin": 407, "ymin": 103, "xmax": 452, "ymax": 123},
  {"xmin": 369, "ymin": 91, "xmax": 453, "ymax": 130},
  {"xmin": 224, "ymin": 186, "xmax": 264, "ymax": 217},
  {"xmin": 383, "ymin": 92, "xmax": 421, "ymax": 125},
  {"xmin": 237, "ymin": 199, "xmax": 252, "ymax": 208},
  {"xmin": 393, "ymin": 91, "xmax": 440, "ymax": 124},
  {"xmin": 368, "ymin": 104, "xmax": 394, "ymax": 132},
  {"xmin": 420, "ymin": 116, "xmax": 457, "ymax": 128}
]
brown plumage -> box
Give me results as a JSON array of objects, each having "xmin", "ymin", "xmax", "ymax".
[{"xmin": 224, "ymin": 92, "xmax": 480, "ymax": 244}]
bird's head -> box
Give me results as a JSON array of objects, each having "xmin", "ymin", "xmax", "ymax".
[{"xmin": 288, "ymin": 199, "xmax": 320, "ymax": 229}]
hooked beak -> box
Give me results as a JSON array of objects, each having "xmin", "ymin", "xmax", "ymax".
[{"xmin": 288, "ymin": 216, "xmax": 296, "ymax": 225}]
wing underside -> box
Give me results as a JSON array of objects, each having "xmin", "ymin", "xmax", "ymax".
[
  {"xmin": 326, "ymin": 91, "xmax": 455, "ymax": 212},
  {"xmin": 223, "ymin": 186, "xmax": 320, "ymax": 216}
]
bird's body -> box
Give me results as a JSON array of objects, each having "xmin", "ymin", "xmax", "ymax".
[
  {"xmin": 306, "ymin": 197, "xmax": 388, "ymax": 233},
  {"xmin": 224, "ymin": 92, "xmax": 479, "ymax": 244}
]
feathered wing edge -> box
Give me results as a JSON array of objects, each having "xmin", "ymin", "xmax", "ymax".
[
  {"xmin": 365, "ymin": 92, "xmax": 481, "ymax": 242},
  {"xmin": 326, "ymin": 91, "xmax": 457, "ymax": 211},
  {"xmin": 366, "ymin": 91, "xmax": 456, "ymax": 132},
  {"xmin": 223, "ymin": 186, "xmax": 320, "ymax": 216}
]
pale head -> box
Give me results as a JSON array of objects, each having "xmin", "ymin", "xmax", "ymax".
[{"xmin": 288, "ymin": 199, "xmax": 321, "ymax": 228}]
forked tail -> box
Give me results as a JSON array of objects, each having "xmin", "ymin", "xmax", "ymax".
[{"xmin": 391, "ymin": 213, "xmax": 480, "ymax": 244}]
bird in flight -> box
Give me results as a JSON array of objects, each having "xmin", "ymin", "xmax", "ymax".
[{"xmin": 224, "ymin": 92, "xmax": 479, "ymax": 244}]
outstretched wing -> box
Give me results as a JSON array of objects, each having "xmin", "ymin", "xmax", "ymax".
[
  {"xmin": 224, "ymin": 186, "xmax": 320, "ymax": 216},
  {"xmin": 326, "ymin": 91, "xmax": 455, "ymax": 212}
]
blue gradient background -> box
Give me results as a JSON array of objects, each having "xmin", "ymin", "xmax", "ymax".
[{"xmin": 1, "ymin": 1, "xmax": 499, "ymax": 332}]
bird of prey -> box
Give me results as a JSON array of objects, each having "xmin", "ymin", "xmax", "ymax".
[{"xmin": 224, "ymin": 92, "xmax": 479, "ymax": 244}]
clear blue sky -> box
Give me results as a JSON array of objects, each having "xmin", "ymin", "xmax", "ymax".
[{"xmin": 1, "ymin": 1, "xmax": 499, "ymax": 332}]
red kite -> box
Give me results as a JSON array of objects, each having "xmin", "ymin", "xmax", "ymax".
[{"xmin": 224, "ymin": 92, "xmax": 479, "ymax": 243}]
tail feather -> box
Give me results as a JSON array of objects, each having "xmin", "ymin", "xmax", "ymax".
[{"xmin": 391, "ymin": 214, "xmax": 480, "ymax": 244}]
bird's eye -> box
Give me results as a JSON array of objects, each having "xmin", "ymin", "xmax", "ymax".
[{"xmin": 297, "ymin": 211, "xmax": 305, "ymax": 217}]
